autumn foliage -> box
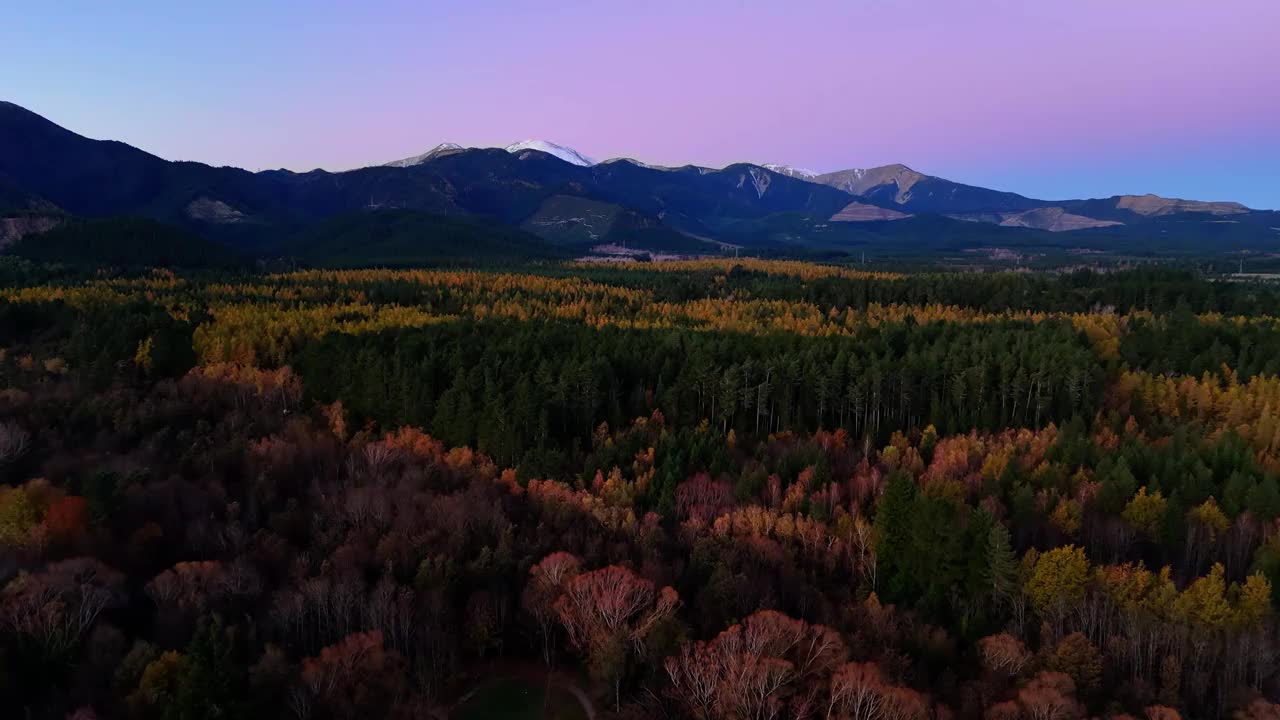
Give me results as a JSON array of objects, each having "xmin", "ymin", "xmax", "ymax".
[{"xmin": 5, "ymin": 263, "xmax": 1280, "ymax": 719}]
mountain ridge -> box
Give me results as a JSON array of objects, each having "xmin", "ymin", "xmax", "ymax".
[{"xmin": 0, "ymin": 100, "xmax": 1274, "ymax": 262}]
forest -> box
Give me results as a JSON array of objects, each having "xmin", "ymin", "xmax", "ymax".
[{"xmin": 4, "ymin": 257, "xmax": 1280, "ymax": 720}]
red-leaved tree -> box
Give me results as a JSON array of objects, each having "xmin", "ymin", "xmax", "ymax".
[
  {"xmin": 523, "ymin": 551, "xmax": 581, "ymax": 664},
  {"xmin": 296, "ymin": 630, "xmax": 405, "ymax": 720},
  {"xmin": 553, "ymin": 564, "xmax": 678, "ymax": 709}
]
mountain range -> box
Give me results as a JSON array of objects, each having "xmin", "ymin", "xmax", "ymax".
[{"xmin": 1, "ymin": 100, "xmax": 1276, "ymax": 265}]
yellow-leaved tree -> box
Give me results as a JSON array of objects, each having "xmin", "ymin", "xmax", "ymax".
[{"xmin": 1026, "ymin": 545, "xmax": 1090, "ymax": 634}]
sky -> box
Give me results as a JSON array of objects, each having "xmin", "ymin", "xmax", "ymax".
[{"xmin": 3, "ymin": 0, "xmax": 1278, "ymax": 208}]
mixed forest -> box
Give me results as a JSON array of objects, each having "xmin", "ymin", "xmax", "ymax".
[{"xmin": 5, "ymin": 257, "xmax": 1280, "ymax": 719}]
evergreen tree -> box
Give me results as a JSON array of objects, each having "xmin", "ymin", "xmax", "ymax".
[
  {"xmin": 1247, "ymin": 476, "xmax": 1280, "ymax": 522},
  {"xmin": 875, "ymin": 470, "xmax": 918, "ymax": 601},
  {"xmin": 176, "ymin": 616, "xmax": 248, "ymax": 720},
  {"xmin": 985, "ymin": 520, "xmax": 1019, "ymax": 608}
]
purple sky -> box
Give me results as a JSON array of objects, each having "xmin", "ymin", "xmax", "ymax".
[{"xmin": 3, "ymin": 0, "xmax": 1277, "ymax": 207}]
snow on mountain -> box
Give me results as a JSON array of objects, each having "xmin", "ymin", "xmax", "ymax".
[
  {"xmin": 762, "ymin": 164, "xmax": 818, "ymax": 180},
  {"xmin": 383, "ymin": 139, "xmax": 596, "ymax": 168},
  {"xmin": 384, "ymin": 145, "xmax": 824, "ymax": 177},
  {"xmin": 384, "ymin": 143, "xmax": 464, "ymax": 168},
  {"xmin": 600, "ymin": 157, "xmax": 677, "ymax": 171},
  {"xmin": 748, "ymin": 167, "xmax": 772, "ymax": 198},
  {"xmin": 504, "ymin": 140, "xmax": 596, "ymax": 167}
]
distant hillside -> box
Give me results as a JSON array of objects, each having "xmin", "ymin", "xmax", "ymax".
[
  {"xmin": 719, "ymin": 212, "xmax": 1075, "ymax": 253},
  {"xmin": 587, "ymin": 160, "xmax": 855, "ymax": 236},
  {"xmin": 0, "ymin": 173, "xmax": 59, "ymax": 214},
  {"xmin": 0, "ymin": 172, "xmax": 65, "ymax": 248},
  {"xmin": 0, "ymin": 213, "xmax": 63, "ymax": 249},
  {"xmin": 520, "ymin": 195, "xmax": 718, "ymax": 254},
  {"xmin": 286, "ymin": 210, "xmax": 573, "ymax": 267},
  {"xmin": 813, "ymin": 164, "xmax": 1047, "ymax": 215},
  {"xmin": 949, "ymin": 207, "xmax": 1122, "ymax": 232},
  {"xmin": 0, "ymin": 101, "xmax": 279, "ymax": 223},
  {"xmin": 7, "ymin": 217, "xmax": 242, "ymax": 267}
]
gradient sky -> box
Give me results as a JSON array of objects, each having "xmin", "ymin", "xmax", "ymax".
[{"xmin": 3, "ymin": 0, "xmax": 1278, "ymax": 208}]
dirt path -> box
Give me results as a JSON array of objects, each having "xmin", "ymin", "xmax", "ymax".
[{"xmin": 449, "ymin": 659, "xmax": 596, "ymax": 720}]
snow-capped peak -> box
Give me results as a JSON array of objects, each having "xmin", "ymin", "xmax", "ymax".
[
  {"xmin": 504, "ymin": 140, "xmax": 596, "ymax": 167},
  {"xmin": 762, "ymin": 164, "xmax": 819, "ymax": 180},
  {"xmin": 384, "ymin": 143, "xmax": 464, "ymax": 168}
]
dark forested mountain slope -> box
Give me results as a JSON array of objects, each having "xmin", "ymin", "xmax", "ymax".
[
  {"xmin": 1, "ymin": 100, "xmax": 1275, "ymax": 262},
  {"xmin": 284, "ymin": 209, "xmax": 573, "ymax": 266},
  {"xmin": 8, "ymin": 216, "xmax": 243, "ymax": 267}
]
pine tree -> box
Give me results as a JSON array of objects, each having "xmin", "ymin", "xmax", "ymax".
[
  {"xmin": 1222, "ymin": 471, "xmax": 1255, "ymax": 518},
  {"xmin": 176, "ymin": 616, "xmax": 248, "ymax": 720},
  {"xmin": 1095, "ymin": 457, "xmax": 1137, "ymax": 515},
  {"xmin": 1247, "ymin": 476, "xmax": 1280, "ymax": 522},
  {"xmin": 985, "ymin": 520, "xmax": 1019, "ymax": 608},
  {"xmin": 964, "ymin": 508, "xmax": 996, "ymax": 598},
  {"xmin": 875, "ymin": 470, "xmax": 918, "ymax": 601}
]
